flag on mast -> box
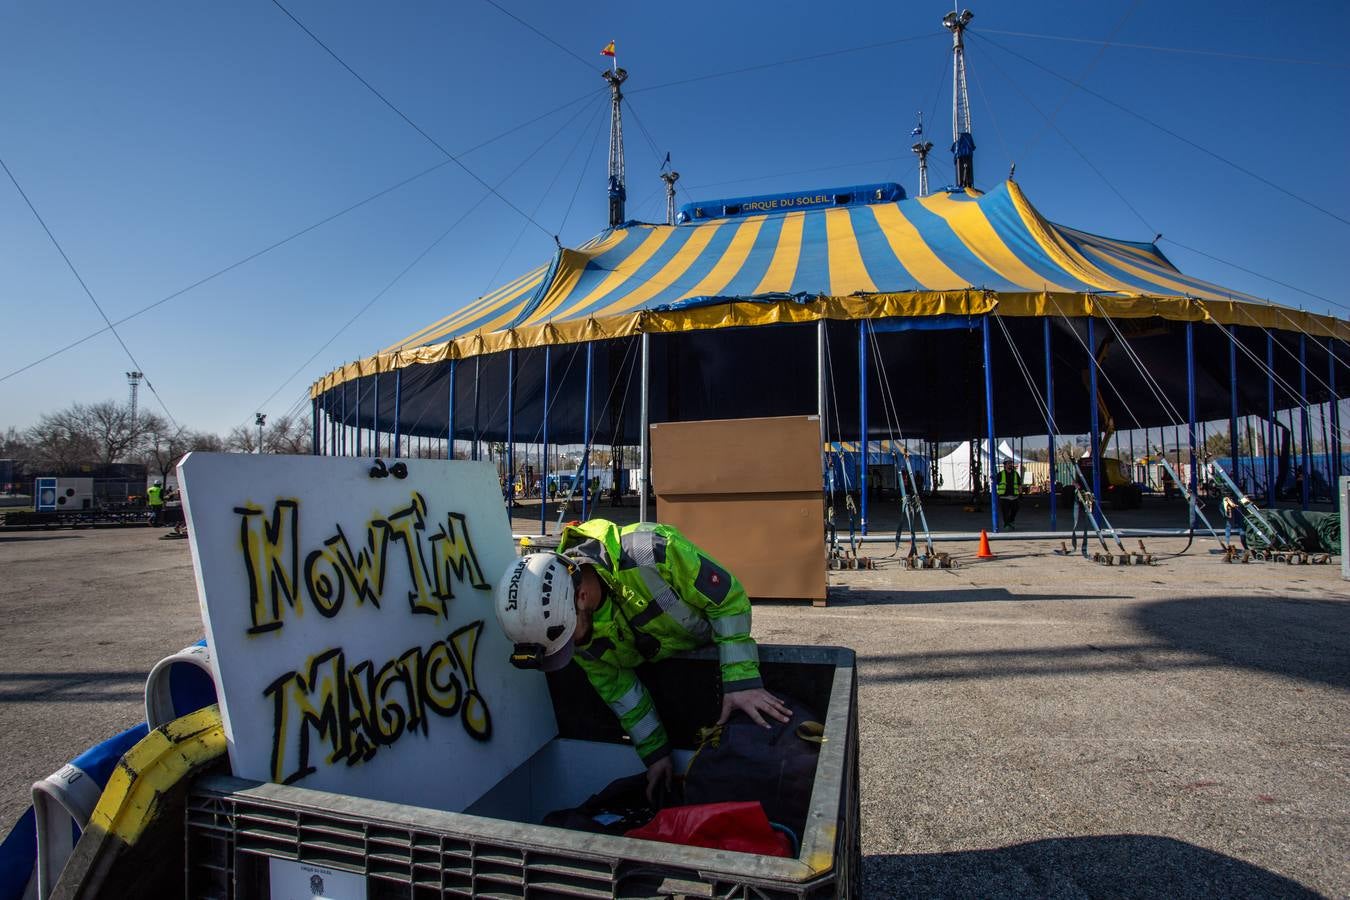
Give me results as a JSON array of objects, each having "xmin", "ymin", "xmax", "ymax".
[{"xmin": 600, "ymin": 40, "xmax": 615, "ymax": 57}]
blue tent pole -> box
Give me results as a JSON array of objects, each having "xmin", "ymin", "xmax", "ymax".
[
  {"xmin": 858, "ymin": 322, "xmax": 869, "ymax": 535},
  {"xmin": 1186, "ymin": 322, "xmax": 1198, "ymax": 529},
  {"xmin": 582, "ymin": 343, "xmax": 594, "ymax": 521},
  {"xmin": 342, "ymin": 380, "xmax": 349, "ymax": 456},
  {"xmin": 540, "ymin": 347, "xmax": 550, "ymax": 535},
  {"xmin": 1331, "ymin": 339, "xmax": 1341, "ymax": 486},
  {"xmin": 354, "ymin": 378, "xmax": 363, "ymax": 456},
  {"xmin": 1087, "ymin": 317, "xmax": 1102, "ymax": 526},
  {"xmin": 325, "ymin": 391, "xmax": 333, "ymax": 457},
  {"xmin": 392, "ymin": 370, "xmax": 402, "ymax": 458},
  {"xmin": 1265, "ymin": 334, "xmax": 1275, "ymax": 505},
  {"xmin": 505, "ymin": 350, "xmax": 516, "ymax": 511},
  {"xmin": 471, "ymin": 358, "xmax": 481, "ymax": 462},
  {"xmin": 371, "ymin": 372, "xmax": 381, "ymax": 458},
  {"xmin": 446, "ymin": 360, "xmax": 455, "ymax": 460},
  {"xmin": 1299, "ymin": 334, "xmax": 1311, "ymax": 510},
  {"xmin": 311, "ymin": 399, "xmax": 319, "ymax": 455},
  {"xmin": 1320, "ymin": 393, "xmax": 1332, "ymax": 497},
  {"xmin": 983, "ymin": 315, "xmax": 999, "ymax": 531},
  {"xmin": 1227, "ymin": 325, "xmax": 1239, "ymax": 540},
  {"xmin": 1044, "ymin": 317, "xmax": 1056, "ymax": 531}
]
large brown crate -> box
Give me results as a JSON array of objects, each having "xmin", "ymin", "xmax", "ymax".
[{"xmin": 651, "ymin": 416, "xmax": 826, "ymax": 602}]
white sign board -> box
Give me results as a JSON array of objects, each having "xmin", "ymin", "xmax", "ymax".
[{"xmin": 178, "ymin": 453, "xmax": 555, "ymax": 812}]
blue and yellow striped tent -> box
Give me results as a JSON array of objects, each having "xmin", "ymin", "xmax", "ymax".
[
  {"xmin": 315, "ymin": 180, "xmax": 1343, "ymax": 394},
  {"xmin": 310, "ymin": 180, "xmax": 1346, "ymax": 446}
]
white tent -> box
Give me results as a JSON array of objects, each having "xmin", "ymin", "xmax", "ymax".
[{"xmin": 934, "ymin": 441, "xmax": 1040, "ymax": 493}]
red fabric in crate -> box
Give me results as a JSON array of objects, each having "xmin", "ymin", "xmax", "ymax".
[{"xmin": 625, "ymin": 801, "xmax": 792, "ymax": 857}]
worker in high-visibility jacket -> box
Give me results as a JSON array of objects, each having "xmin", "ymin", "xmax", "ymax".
[
  {"xmin": 146, "ymin": 480, "xmax": 165, "ymax": 527},
  {"xmin": 494, "ymin": 519, "xmax": 789, "ymax": 801},
  {"xmin": 996, "ymin": 459, "xmax": 1022, "ymax": 529}
]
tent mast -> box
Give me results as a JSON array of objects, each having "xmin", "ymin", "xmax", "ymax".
[
  {"xmin": 661, "ymin": 168, "xmax": 680, "ymax": 226},
  {"xmin": 911, "ymin": 112, "xmax": 933, "ymax": 198},
  {"xmin": 604, "ymin": 65, "xmax": 629, "ymax": 227},
  {"xmin": 944, "ymin": 8, "xmax": 976, "ymax": 190}
]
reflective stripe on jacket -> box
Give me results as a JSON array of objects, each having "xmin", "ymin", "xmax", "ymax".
[
  {"xmin": 996, "ymin": 469, "xmax": 1021, "ymax": 498},
  {"xmin": 146, "ymin": 485, "xmax": 163, "ymax": 507},
  {"xmin": 558, "ymin": 518, "xmax": 760, "ymax": 764}
]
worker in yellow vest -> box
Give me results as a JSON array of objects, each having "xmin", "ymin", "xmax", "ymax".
[{"xmin": 146, "ymin": 480, "xmax": 164, "ymax": 527}]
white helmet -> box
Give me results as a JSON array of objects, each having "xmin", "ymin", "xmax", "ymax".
[{"xmin": 495, "ymin": 552, "xmax": 579, "ymax": 671}]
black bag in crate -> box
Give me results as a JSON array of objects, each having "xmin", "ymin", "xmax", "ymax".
[{"xmin": 682, "ymin": 694, "xmax": 823, "ymax": 837}]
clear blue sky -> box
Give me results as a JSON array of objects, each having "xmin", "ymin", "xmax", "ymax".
[{"xmin": 2, "ymin": 0, "xmax": 1347, "ymax": 437}]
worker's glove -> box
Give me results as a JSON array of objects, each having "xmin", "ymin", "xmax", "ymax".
[{"xmin": 718, "ymin": 688, "xmax": 792, "ymax": 729}]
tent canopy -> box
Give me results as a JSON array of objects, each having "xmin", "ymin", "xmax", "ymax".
[{"xmin": 315, "ymin": 180, "xmax": 1344, "ymax": 396}]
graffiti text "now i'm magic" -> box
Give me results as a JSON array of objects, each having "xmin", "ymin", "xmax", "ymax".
[{"xmin": 234, "ymin": 492, "xmax": 489, "ymax": 634}]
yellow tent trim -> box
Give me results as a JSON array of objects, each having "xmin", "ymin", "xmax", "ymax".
[{"xmin": 311, "ymin": 291, "xmax": 1350, "ymax": 398}]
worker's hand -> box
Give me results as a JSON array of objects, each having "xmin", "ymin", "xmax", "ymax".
[
  {"xmin": 645, "ymin": 756, "xmax": 673, "ymax": 805},
  {"xmin": 718, "ymin": 688, "xmax": 792, "ymax": 729}
]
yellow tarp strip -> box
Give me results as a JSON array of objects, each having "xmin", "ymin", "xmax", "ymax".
[
  {"xmin": 867, "ymin": 203, "xmax": 966, "ymax": 290},
  {"xmin": 86, "ymin": 705, "xmax": 226, "ymax": 846},
  {"xmin": 919, "ymin": 192, "xmax": 1075, "ymax": 292},
  {"xmin": 825, "ymin": 207, "xmax": 878, "ymax": 295},
  {"xmin": 752, "ymin": 211, "xmax": 806, "ymax": 294},
  {"xmin": 677, "ymin": 215, "xmax": 765, "ymax": 301},
  {"xmin": 592, "ymin": 221, "xmax": 723, "ymax": 317}
]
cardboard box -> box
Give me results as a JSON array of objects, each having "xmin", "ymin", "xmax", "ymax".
[{"xmin": 652, "ymin": 416, "xmax": 825, "ymax": 602}]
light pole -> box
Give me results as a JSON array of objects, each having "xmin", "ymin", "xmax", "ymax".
[{"xmin": 255, "ymin": 413, "xmax": 266, "ymax": 454}]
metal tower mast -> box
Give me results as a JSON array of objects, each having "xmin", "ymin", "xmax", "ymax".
[
  {"xmin": 944, "ymin": 8, "xmax": 976, "ymax": 189},
  {"xmin": 661, "ymin": 169, "xmax": 680, "ymax": 226},
  {"xmin": 603, "ymin": 67, "xmax": 629, "ymax": 227},
  {"xmin": 126, "ymin": 371, "xmax": 143, "ymax": 424},
  {"xmin": 910, "ymin": 112, "xmax": 933, "ymax": 197}
]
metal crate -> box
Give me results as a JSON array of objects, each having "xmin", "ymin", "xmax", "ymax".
[{"xmin": 185, "ymin": 645, "xmax": 858, "ymax": 899}]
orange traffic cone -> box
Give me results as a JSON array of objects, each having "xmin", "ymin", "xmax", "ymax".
[{"xmin": 976, "ymin": 529, "xmax": 995, "ymax": 559}]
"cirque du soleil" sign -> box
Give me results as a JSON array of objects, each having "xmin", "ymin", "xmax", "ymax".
[{"xmin": 178, "ymin": 453, "xmax": 554, "ymax": 812}]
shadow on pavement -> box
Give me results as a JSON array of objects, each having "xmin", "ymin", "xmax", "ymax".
[
  {"xmin": 1133, "ymin": 595, "xmax": 1350, "ymax": 690},
  {"xmin": 823, "ymin": 586, "xmax": 1131, "ymax": 606},
  {"xmin": 0, "ymin": 534, "xmax": 83, "ymax": 543},
  {"xmin": 866, "ymin": 834, "xmax": 1321, "ymax": 899},
  {"xmin": 0, "ymin": 671, "xmax": 147, "ymax": 703}
]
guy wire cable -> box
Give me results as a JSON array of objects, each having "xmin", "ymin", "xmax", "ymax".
[
  {"xmin": 244, "ymin": 96, "xmax": 601, "ymax": 431},
  {"xmin": 1, "ymin": 86, "xmax": 605, "ymax": 386},
  {"xmin": 866, "ymin": 319, "xmax": 935, "ymax": 559},
  {"xmin": 990, "ymin": 310, "xmax": 1119, "ymax": 555}
]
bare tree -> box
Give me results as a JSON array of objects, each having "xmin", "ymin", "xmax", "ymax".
[
  {"xmin": 139, "ymin": 416, "xmax": 223, "ymax": 481},
  {"xmin": 1, "ymin": 426, "xmax": 32, "ymax": 462},
  {"xmin": 27, "ymin": 400, "xmax": 144, "ymax": 466},
  {"xmin": 225, "ymin": 416, "xmax": 311, "ymax": 455},
  {"xmin": 225, "ymin": 425, "xmax": 259, "ymax": 454},
  {"xmin": 25, "ymin": 411, "xmax": 100, "ymax": 469},
  {"xmin": 265, "ymin": 415, "xmax": 311, "ymax": 455}
]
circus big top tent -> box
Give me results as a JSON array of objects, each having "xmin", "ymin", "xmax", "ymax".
[
  {"xmin": 308, "ymin": 23, "xmax": 1348, "ymax": 530},
  {"xmin": 309, "ymin": 178, "xmax": 1346, "ymax": 446}
]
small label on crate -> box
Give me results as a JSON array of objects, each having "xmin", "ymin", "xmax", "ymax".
[{"xmin": 269, "ymin": 858, "xmax": 366, "ymax": 900}]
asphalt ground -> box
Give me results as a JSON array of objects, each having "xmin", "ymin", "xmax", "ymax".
[{"xmin": 0, "ymin": 527, "xmax": 1346, "ymax": 898}]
